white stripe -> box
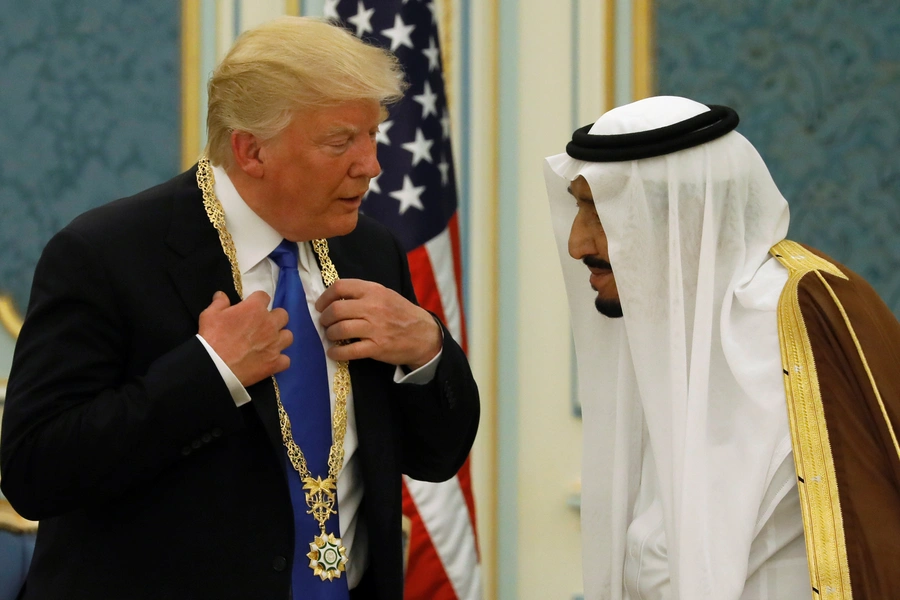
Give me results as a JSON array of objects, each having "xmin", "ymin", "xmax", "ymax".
[
  {"xmin": 424, "ymin": 228, "xmax": 463, "ymax": 344},
  {"xmin": 404, "ymin": 476, "xmax": 482, "ymax": 600}
]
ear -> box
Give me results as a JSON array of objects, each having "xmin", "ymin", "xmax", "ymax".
[{"xmin": 230, "ymin": 131, "xmax": 266, "ymax": 179}]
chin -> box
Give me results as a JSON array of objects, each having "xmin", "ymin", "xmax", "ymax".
[
  {"xmin": 311, "ymin": 213, "xmax": 359, "ymax": 240},
  {"xmin": 332, "ymin": 212, "xmax": 359, "ymax": 237},
  {"xmin": 283, "ymin": 213, "xmax": 359, "ymax": 242}
]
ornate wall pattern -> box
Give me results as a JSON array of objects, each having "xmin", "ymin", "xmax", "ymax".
[
  {"xmin": 656, "ymin": 0, "xmax": 900, "ymax": 314},
  {"xmin": 0, "ymin": 0, "xmax": 180, "ymax": 312}
]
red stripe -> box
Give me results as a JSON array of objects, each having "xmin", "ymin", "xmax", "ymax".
[
  {"xmin": 407, "ymin": 244, "xmax": 448, "ymax": 325},
  {"xmin": 402, "ymin": 479, "xmax": 458, "ymax": 600},
  {"xmin": 447, "ymin": 214, "xmax": 468, "ymax": 353}
]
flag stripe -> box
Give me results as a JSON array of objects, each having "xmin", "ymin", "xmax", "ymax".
[
  {"xmin": 455, "ymin": 456, "xmax": 480, "ymax": 558},
  {"xmin": 407, "ymin": 245, "xmax": 448, "ymax": 326},
  {"xmin": 406, "ymin": 233, "xmax": 481, "ymax": 598},
  {"xmin": 424, "ymin": 228, "xmax": 462, "ymax": 344},
  {"xmin": 405, "ymin": 475, "xmax": 483, "ymax": 600},
  {"xmin": 402, "ymin": 479, "xmax": 458, "ymax": 600},
  {"xmin": 447, "ymin": 213, "xmax": 468, "ymax": 352}
]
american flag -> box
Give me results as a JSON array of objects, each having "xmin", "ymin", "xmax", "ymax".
[{"xmin": 327, "ymin": 1, "xmax": 482, "ymax": 599}]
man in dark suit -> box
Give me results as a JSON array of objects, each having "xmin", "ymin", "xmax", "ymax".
[{"xmin": 0, "ymin": 16, "xmax": 479, "ymax": 600}]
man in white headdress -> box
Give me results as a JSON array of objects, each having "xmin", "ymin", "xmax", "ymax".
[{"xmin": 544, "ymin": 96, "xmax": 900, "ymax": 600}]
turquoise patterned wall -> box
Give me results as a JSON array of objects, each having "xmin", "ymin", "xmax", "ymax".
[
  {"xmin": 0, "ymin": 0, "xmax": 181, "ymax": 313},
  {"xmin": 656, "ymin": 0, "xmax": 900, "ymax": 314}
]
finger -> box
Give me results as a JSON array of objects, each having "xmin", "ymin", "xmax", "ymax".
[
  {"xmin": 271, "ymin": 354, "xmax": 291, "ymax": 375},
  {"xmin": 244, "ymin": 289, "xmax": 272, "ymax": 308},
  {"xmin": 327, "ymin": 338, "xmax": 378, "ymax": 362},
  {"xmin": 314, "ymin": 279, "xmax": 373, "ymax": 312},
  {"xmin": 269, "ymin": 306, "xmax": 290, "ymax": 329},
  {"xmin": 277, "ymin": 328, "xmax": 294, "ymax": 352},
  {"xmin": 205, "ymin": 290, "xmax": 231, "ymax": 312},
  {"xmin": 315, "ymin": 284, "xmax": 343, "ymax": 313},
  {"xmin": 319, "ymin": 297, "xmax": 368, "ymax": 328},
  {"xmin": 323, "ymin": 318, "xmax": 369, "ymax": 343}
]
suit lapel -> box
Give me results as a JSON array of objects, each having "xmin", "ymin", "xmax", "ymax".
[
  {"xmin": 164, "ymin": 168, "xmax": 284, "ymax": 461},
  {"xmin": 165, "ymin": 167, "xmax": 239, "ymax": 313},
  {"xmin": 322, "ymin": 234, "xmax": 364, "ymax": 281}
]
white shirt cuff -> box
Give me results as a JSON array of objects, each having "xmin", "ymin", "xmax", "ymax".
[
  {"xmin": 393, "ymin": 349, "xmax": 442, "ymax": 385},
  {"xmin": 196, "ymin": 334, "xmax": 252, "ymax": 407}
]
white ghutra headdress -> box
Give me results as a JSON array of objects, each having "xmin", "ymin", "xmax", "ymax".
[{"xmin": 545, "ymin": 96, "xmax": 795, "ymax": 599}]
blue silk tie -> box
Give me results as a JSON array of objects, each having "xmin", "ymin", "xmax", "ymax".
[{"xmin": 269, "ymin": 239, "xmax": 349, "ymax": 600}]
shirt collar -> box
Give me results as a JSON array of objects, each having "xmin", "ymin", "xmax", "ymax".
[{"xmin": 211, "ymin": 164, "xmax": 285, "ymax": 275}]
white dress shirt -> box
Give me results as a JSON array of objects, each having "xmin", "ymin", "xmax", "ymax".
[{"xmin": 196, "ymin": 165, "xmax": 441, "ymax": 588}]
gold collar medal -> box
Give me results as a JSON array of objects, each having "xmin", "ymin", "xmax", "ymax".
[{"xmin": 197, "ymin": 157, "xmax": 351, "ymax": 581}]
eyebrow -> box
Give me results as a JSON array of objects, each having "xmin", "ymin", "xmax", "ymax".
[{"xmin": 322, "ymin": 125, "xmax": 359, "ymax": 138}]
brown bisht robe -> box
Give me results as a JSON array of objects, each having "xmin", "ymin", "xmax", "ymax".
[{"xmin": 772, "ymin": 240, "xmax": 900, "ymax": 600}]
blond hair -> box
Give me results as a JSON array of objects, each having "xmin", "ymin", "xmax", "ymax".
[{"xmin": 205, "ymin": 16, "xmax": 407, "ymax": 167}]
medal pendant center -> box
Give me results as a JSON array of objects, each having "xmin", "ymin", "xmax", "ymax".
[{"xmin": 307, "ymin": 532, "xmax": 349, "ymax": 581}]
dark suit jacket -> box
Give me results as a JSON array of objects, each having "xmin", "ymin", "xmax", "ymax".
[{"xmin": 0, "ymin": 167, "xmax": 480, "ymax": 600}]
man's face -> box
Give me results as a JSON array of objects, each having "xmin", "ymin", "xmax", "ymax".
[
  {"xmin": 251, "ymin": 99, "xmax": 383, "ymax": 241},
  {"xmin": 567, "ymin": 176, "xmax": 623, "ymax": 318}
]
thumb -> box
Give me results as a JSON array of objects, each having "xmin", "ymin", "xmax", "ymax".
[{"xmin": 206, "ymin": 290, "xmax": 232, "ymax": 312}]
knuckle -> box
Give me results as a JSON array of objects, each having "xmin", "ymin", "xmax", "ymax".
[{"xmin": 325, "ymin": 324, "xmax": 342, "ymax": 341}]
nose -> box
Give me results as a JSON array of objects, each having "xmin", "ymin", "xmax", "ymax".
[
  {"xmin": 568, "ymin": 213, "xmax": 597, "ymax": 260},
  {"xmin": 350, "ymin": 137, "xmax": 381, "ymax": 179}
]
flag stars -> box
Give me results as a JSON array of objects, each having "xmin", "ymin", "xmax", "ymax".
[
  {"xmin": 413, "ymin": 81, "xmax": 439, "ymax": 119},
  {"xmin": 381, "ymin": 14, "xmax": 416, "ymax": 52},
  {"xmin": 390, "ymin": 176, "xmax": 426, "ymax": 214},
  {"xmin": 347, "ymin": 1, "xmax": 375, "ymax": 37},
  {"xmin": 324, "ymin": 0, "xmax": 341, "ymax": 20},
  {"xmin": 334, "ymin": 2, "xmax": 459, "ymax": 230},
  {"xmin": 402, "ymin": 128, "xmax": 434, "ymax": 166},
  {"xmin": 376, "ymin": 120, "xmax": 393, "ymax": 146},
  {"xmin": 422, "ymin": 37, "xmax": 440, "ymax": 72}
]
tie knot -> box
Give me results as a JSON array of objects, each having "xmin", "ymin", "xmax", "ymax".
[{"xmin": 269, "ymin": 239, "xmax": 299, "ymax": 270}]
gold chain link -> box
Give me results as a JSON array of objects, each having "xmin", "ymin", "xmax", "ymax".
[{"xmin": 196, "ymin": 157, "xmax": 350, "ymax": 536}]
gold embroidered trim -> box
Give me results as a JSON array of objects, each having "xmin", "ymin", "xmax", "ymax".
[
  {"xmin": 771, "ymin": 239, "xmax": 852, "ymax": 600},
  {"xmin": 196, "ymin": 162, "xmax": 243, "ymax": 297}
]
